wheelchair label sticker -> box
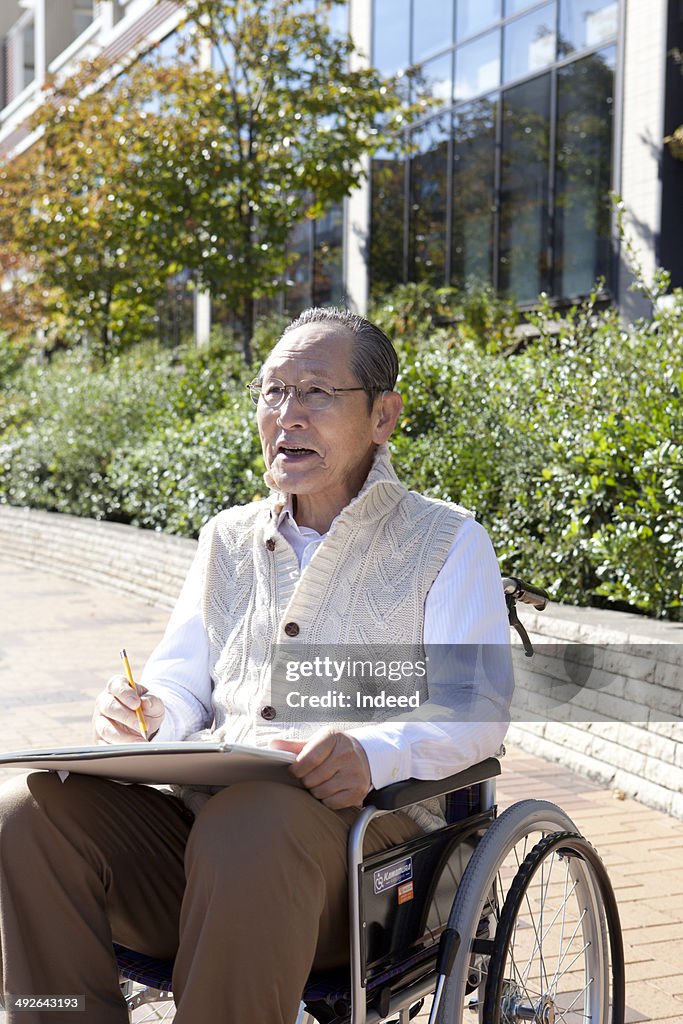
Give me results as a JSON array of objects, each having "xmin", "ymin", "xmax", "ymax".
[
  {"xmin": 373, "ymin": 856, "xmax": 413, "ymax": 894},
  {"xmin": 398, "ymin": 881, "xmax": 414, "ymax": 904}
]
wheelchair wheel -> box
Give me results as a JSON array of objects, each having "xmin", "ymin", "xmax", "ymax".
[
  {"xmin": 436, "ymin": 799, "xmax": 581, "ymax": 1023},
  {"xmin": 483, "ymin": 831, "xmax": 624, "ymax": 1024}
]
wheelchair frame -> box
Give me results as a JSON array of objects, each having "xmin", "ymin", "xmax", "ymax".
[{"xmin": 117, "ymin": 578, "xmax": 625, "ymax": 1023}]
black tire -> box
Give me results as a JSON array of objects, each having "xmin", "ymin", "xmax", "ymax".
[{"xmin": 483, "ymin": 831, "xmax": 624, "ymax": 1024}]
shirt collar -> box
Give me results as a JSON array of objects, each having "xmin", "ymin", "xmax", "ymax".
[{"xmin": 275, "ymin": 498, "xmax": 324, "ymax": 539}]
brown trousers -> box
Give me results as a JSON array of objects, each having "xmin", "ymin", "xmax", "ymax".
[{"xmin": 0, "ymin": 772, "xmax": 421, "ymax": 1024}]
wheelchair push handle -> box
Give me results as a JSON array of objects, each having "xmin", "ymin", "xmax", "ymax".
[
  {"xmin": 502, "ymin": 575, "xmax": 550, "ymax": 656},
  {"xmin": 501, "ymin": 575, "xmax": 549, "ymax": 611}
]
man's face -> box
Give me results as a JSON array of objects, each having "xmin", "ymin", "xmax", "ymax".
[{"xmin": 257, "ymin": 323, "xmax": 399, "ymax": 530}]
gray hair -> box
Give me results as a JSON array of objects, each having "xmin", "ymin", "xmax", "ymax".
[{"xmin": 281, "ymin": 307, "xmax": 398, "ymax": 409}]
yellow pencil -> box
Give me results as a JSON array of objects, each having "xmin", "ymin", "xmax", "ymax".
[{"xmin": 119, "ymin": 649, "xmax": 148, "ymax": 740}]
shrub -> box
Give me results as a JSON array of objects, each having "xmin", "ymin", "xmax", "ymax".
[
  {"xmin": 369, "ymin": 280, "xmax": 519, "ymax": 353},
  {"xmin": 107, "ymin": 400, "xmax": 264, "ymax": 536},
  {"xmin": 388, "ymin": 289, "xmax": 683, "ymax": 620},
  {"xmin": 0, "ymin": 339, "xmax": 262, "ymax": 530}
]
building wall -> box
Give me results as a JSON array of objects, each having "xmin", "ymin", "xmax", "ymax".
[
  {"xmin": 352, "ymin": 0, "xmax": 679, "ymax": 313},
  {"xmin": 344, "ymin": 0, "xmax": 372, "ymax": 313},
  {"xmin": 616, "ymin": 0, "xmax": 670, "ymax": 317},
  {"xmin": 0, "ymin": 0, "xmax": 183, "ymax": 159}
]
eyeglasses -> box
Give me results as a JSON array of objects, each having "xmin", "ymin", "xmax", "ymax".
[{"xmin": 247, "ymin": 378, "xmax": 371, "ymax": 411}]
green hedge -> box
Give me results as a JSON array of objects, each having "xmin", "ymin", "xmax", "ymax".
[
  {"xmin": 0, "ymin": 288, "xmax": 681, "ymax": 620},
  {"xmin": 0, "ymin": 335, "xmax": 265, "ymax": 529},
  {"xmin": 375, "ymin": 286, "xmax": 683, "ymax": 620}
]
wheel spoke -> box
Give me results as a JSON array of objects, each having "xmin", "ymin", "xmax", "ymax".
[{"xmin": 557, "ymin": 974, "xmax": 597, "ymax": 1020}]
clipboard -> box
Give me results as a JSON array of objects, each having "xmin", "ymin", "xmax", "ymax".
[{"xmin": 0, "ymin": 742, "xmax": 299, "ymax": 787}]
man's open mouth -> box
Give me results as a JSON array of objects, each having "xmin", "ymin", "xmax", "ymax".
[{"xmin": 277, "ymin": 445, "xmax": 317, "ymax": 457}]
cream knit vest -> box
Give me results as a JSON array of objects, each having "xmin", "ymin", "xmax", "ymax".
[{"xmin": 189, "ymin": 446, "xmax": 472, "ymax": 829}]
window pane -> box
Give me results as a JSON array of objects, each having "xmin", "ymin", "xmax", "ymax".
[
  {"xmin": 23, "ymin": 23, "xmax": 35, "ymax": 88},
  {"xmin": 455, "ymin": 29, "xmax": 501, "ymax": 101},
  {"xmin": 504, "ymin": 0, "xmax": 536, "ymax": 14},
  {"xmin": 418, "ymin": 50, "xmax": 454, "ymax": 103},
  {"xmin": 284, "ymin": 220, "xmax": 313, "ymax": 315},
  {"xmin": 324, "ymin": 0, "xmax": 349, "ymax": 40},
  {"xmin": 409, "ymin": 117, "xmax": 450, "ymax": 284},
  {"xmin": 499, "ymin": 74, "xmax": 551, "ymax": 302},
  {"xmin": 413, "ymin": 0, "xmax": 454, "ymax": 62},
  {"xmin": 456, "ymin": 0, "xmax": 501, "ymax": 41},
  {"xmin": 373, "ymin": 0, "xmax": 411, "ymax": 73},
  {"xmin": 559, "ymin": 0, "xmax": 618, "ymax": 56},
  {"xmin": 370, "ymin": 148, "xmax": 407, "ymax": 295},
  {"xmin": 503, "ymin": 3, "xmax": 556, "ymax": 83},
  {"xmin": 313, "ymin": 204, "xmax": 344, "ymax": 305},
  {"xmin": 74, "ymin": 1, "xmax": 94, "ymax": 34},
  {"xmin": 452, "ymin": 97, "xmax": 497, "ymax": 286},
  {"xmin": 554, "ymin": 49, "xmax": 615, "ymax": 296}
]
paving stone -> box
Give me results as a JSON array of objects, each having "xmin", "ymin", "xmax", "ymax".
[
  {"xmin": 0, "ymin": 559, "xmax": 169, "ymax": 770},
  {"xmin": 624, "ymin": 979, "xmax": 683, "ymax": 1021},
  {"xmin": 617, "ymin": 903, "xmax": 671, "ymax": 929},
  {"xmin": 623, "ymin": 923, "xmax": 683, "ymax": 944},
  {"xmin": 626, "ymin": 959, "xmax": 683, "ymax": 982}
]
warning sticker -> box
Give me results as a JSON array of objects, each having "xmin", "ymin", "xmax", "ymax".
[
  {"xmin": 398, "ymin": 881, "xmax": 414, "ymax": 904},
  {"xmin": 373, "ymin": 856, "xmax": 413, "ymax": 894}
]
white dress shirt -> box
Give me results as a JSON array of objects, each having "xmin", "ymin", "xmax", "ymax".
[{"xmin": 142, "ymin": 509, "xmax": 513, "ymax": 790}]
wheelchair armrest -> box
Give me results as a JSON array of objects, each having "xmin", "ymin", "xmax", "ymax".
[{"xmin": 363, "ymin": 757, "xmax": 501, "ymax": 811}]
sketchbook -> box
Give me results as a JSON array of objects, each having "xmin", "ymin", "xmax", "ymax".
[{"xmin": 0, "ymin": 742, "xmax": 299, "ymax": 787}]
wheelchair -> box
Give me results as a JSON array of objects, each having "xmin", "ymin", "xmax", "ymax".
[{"xmin": 116, "ymin": 579, "xmax": 625, "ymax": 1024}]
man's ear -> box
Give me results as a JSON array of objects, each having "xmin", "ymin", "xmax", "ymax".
[{"xmin": 371, "ymin": 391, "xmax": 403, "ymax": 445}]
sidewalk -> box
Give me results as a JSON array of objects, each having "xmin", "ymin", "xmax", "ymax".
[{"xmin": 2, "ymin": 558, "xmax": 683, "ymax": 1022}]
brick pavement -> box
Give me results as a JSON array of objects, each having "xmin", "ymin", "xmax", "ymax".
[{"xmin": 1, "ymin": 558, "xmax": 683, "ymax": 1022}]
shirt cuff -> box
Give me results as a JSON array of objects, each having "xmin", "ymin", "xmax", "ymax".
[
  {"xmin": 351, "ymin": 726, "xmax": 413, "ymax": 791},
  {"xmin": 144, "ymin": 688, "xmax": 207, "ymax": 742}
]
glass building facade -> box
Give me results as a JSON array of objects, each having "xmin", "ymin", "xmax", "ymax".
[{"xmin": 370, "ymin": 0, "xmax": 619, "ymax": 305}]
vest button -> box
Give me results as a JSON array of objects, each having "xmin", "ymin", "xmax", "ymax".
[
  {"xmin": 266, "ymin": 538, "xmax": 276, "ymax": 551},
  {"xmin": 284, "ymin": 622, "xmax": 300, "ymax": 637},
  {"xmin": 260, "ymin": 705, "xmax": 277, "ymax": 721}
]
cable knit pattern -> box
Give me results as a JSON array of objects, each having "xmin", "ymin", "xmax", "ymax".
[{"xmin": 188, "ymin": 447, "xmax": 473, "ymax": 829}]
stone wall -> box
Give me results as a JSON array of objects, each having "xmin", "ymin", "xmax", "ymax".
[
  {"xmin": 2, "ymin": 505, "xmax": 682, "ymax": 818},
  {"xmin": 509, "ymin": 604, "xmax": 683, "ymax": 820},
  {"xmin": 0, "ymin": 505, "xmax": 195, "ymax": 609}
]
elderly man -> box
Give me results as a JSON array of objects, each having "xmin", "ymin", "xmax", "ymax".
[{"xmin": 0, "ymin": 308, "xmax": 513, "ymax": 1023}]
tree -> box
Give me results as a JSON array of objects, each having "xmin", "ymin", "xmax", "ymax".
[
  {"xmin": 0, "ymin": 0, "xmax": 427, "ymax": 359},
  {"xmin": 0, "ymin": 64, "xmax": 175, "ymax": 358}
]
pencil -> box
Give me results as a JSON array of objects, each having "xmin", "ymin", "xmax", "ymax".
[{"xmin": 119, "ymin": 649, "xmax": 148, "ymax": 740}]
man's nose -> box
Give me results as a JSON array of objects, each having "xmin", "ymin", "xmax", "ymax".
[{"xmin": 276, "ymin": 390, "xmax": 308, "ymax": 426}]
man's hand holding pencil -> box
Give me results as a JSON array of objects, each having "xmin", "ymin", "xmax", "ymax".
[{"xmin": 92, "ymin": 653, "xmax": 165, "ymax": 744}]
